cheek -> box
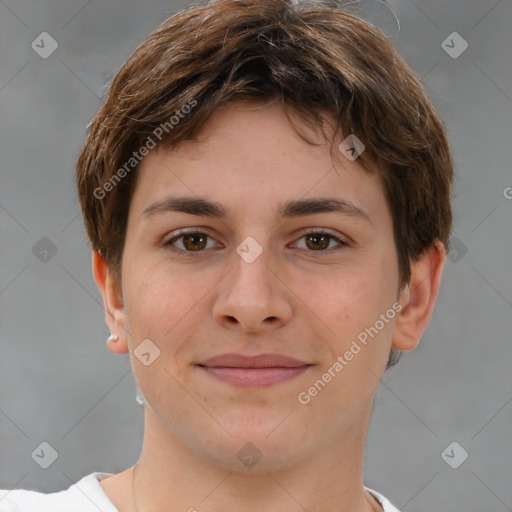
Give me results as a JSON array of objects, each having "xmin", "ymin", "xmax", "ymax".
[
  {"xmin": 300, "ymin": 266, "xmax": 377, "ymax": 326},
  {"xmin": 123, "ymin": 272, "xmax": 190, "ymax": 409},
  {"xmin": 126, "ymin": 260, "xmax": 192, "ymax": 322},
  {"xmin": 123, "ymin": 264, "xmax": 216, "ymax": 372},
  {"xmin": 305, "ymin": 260, "xmax": 396, "ymax": 355}
]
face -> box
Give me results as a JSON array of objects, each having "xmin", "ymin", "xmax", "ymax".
[{"xmin": 116, "ymin": 100, "xmax": 402, "ymax": 471}]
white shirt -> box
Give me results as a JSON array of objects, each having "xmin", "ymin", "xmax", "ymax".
[{"xmin": 0, "ymin": 472, "xmax": 401, "ymax": 511}]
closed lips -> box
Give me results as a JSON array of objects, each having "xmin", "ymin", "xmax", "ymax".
[
  {"xmin": 198, "ymin": 353, "xmax": 311, "ymax": 368},
  {"xmin": 197, "ymin": 353, "xmax": 312, "ymax": 387}
]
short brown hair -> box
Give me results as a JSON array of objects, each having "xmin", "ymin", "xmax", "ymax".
[{"xmin": 76, "ymin": 0, "xmax": 454, "ymax": 368}]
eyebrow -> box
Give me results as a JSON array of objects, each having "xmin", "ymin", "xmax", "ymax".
[{"xmin": 141, "ymin": 195, "xmax": 373, "ymax": 225}]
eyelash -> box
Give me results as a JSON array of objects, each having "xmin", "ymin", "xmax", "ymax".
[{"xmin": 164, "ymin": 229, "xmax": 350, "ymax": 258}]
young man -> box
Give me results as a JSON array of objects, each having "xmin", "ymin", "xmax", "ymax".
[{"xmin": 0, "ymin": 0, "xmax": 453, "ymax": 510}]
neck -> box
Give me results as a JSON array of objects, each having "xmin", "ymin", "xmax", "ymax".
[{"xmin": 128, "ymin": 405, "xmax": 381, "ymax": 512}]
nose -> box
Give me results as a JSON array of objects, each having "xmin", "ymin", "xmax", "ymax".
[{"xmin": 212, "ymin": 240, "xmax": 293, "ymax": 333}]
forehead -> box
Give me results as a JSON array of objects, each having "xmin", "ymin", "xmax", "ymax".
[{"xmin": 128, "ymin": 100, "xmax": 387, "ymax": 225}]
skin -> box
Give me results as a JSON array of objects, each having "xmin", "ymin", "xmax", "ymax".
[{"xmin": 93, "ymin": 99, "xmax": 445, "ymax": 512}]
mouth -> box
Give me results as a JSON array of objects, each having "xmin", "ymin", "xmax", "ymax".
[{"xmin": 197, "ymin": 353, "xmax": 312, "ymax": 387}]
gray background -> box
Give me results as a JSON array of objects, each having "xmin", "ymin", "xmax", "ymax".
[{"xmin": 1, "ymin": 0, "xmax": 511, "ymax": 510}]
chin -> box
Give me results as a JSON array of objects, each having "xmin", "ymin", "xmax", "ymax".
[
  {"xmin": 205, "ymin": 442, "xmax": 298, "ymax": 474},
  {"xmin": 196, "ymin": 424, "xmax": 305, "ymax": 473}
]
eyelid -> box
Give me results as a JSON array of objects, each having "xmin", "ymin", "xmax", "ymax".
[
  {"xmin": 164, "ymin": 227, "xmax": 351, "ymax": 256},
  {"xmin": 292, "ymin": 227, "xmax": 351, "ymax": 243},
  {"xmin": 289, "ymin": 228, "xmax": 351, "ymax": 251},
  {"xmin": 164, "ymin": 227, "xmax": 222, "ymax": 253}
]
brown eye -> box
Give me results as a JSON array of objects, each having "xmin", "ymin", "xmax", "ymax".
[
  {"xmin": 166, "ymin": 231, "xmax": 218, "ymax": 257},
  {"xmin": 181, "ymin": 233, "xmax": 208, "ymax": 251},
  {"xmin": 292, "ymin": 230, "xmax": 349, "ymax": 254},
  {"xmin": 304, "ymin": 233, "xmax": 331, "ymax": 251}
]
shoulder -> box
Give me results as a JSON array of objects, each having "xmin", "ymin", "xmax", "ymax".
[
  {"xmin": 0, "ymin": 472, "xmax": 118, "ymax": 512},
  {"xmin": 365, "ymin": 486, "xmax": 402, "ymax": 512}
]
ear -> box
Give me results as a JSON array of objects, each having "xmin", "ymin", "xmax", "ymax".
[
  {"xmin": 392, "ymin": 240, "xmax": 446, "ymax": 351},
  {"xmin": 92, "ymin": 250, "xmax": 129, "ymax": 354}
]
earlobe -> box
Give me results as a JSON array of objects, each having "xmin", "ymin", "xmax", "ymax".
[
  {"xmin": 392, "ymin": 241, "xmax": 446, "ymax": 352},
  {"xmin": 92, "ymin": 251, "xmax": 129, "ymax": 354}
]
